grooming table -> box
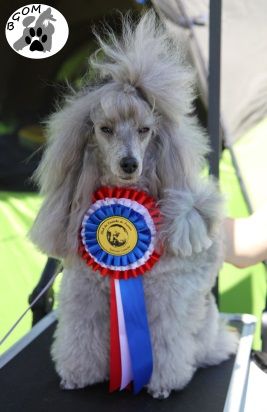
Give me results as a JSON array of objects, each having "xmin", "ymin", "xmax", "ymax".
[{"xmin": 0, "ymin": 312, "xmax": 256, "ymax": 412}]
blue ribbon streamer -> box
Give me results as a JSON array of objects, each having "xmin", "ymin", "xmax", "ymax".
[{"xmin": 119, "ymin": 277, "xmax": 153, "ymax": 393}]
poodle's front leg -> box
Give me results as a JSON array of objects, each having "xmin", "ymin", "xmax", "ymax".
[
  {"xmin": 147, "ymin": 327, "xmax": 196, "ymax": 399},
  {"xmin": 159, "ymin": 181, "xmax": 223, "ymax": 257},
  {"xmin": 51, "ymin": 263, "xmax": 110, "ymax": 389},
  {"xmin": 144, "ymin": 274, "xmax": 197, "ymax": 399}
]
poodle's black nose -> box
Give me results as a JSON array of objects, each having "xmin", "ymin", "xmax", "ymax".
[{"xmin": 120, "ymin": 157, "xmax": 138, "ymax": 174}]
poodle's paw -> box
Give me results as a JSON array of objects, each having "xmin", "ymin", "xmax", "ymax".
[
  {"xmin": 159, "ymin": 189, "xmax": 215, "ymax": 257},
  {"xmin": 212, "ymin": 327, "xmax": 239, "ymax": 363},
  {"xmin": 166, "ymin": 212, "xmax": 213, "ymax": 257},
  {"xmin": 57, "ymin": 367, "xmax": 108, "ymax": 390},
  {"xmin": 167, "ymin": 232, "xmax": 212, "ymax": 257},
  {"xmin": 147, "ymin": 386, "xmax": 171, "ymax": 399},
  {"xmin": 200, "ymin": 326, "xmax": 239, "ymax": 367},
  {"xmin": 60, "ymin": 378, "xmax": 86, "ymax": 391}
]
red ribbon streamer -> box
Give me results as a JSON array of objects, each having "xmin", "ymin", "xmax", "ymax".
[{"xmin": 109, "ymin": 278, "xmax": 122, "ymax": 391}]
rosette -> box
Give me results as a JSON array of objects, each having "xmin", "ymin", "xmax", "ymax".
[
  {"xmin": 78, "ymin": 187, "xmax": 161, "ymax": 394},
  {"xmin": 79, "ymin": 186, "xmax": 161, "ymax": 279}
]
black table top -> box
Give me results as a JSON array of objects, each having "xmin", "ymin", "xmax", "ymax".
[{"xmin": 0, "ymin": 321, "xmax": 235, "ymax": 412}]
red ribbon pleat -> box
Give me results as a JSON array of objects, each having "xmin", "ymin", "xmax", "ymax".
[
  {"xmin": 92, "ymin": 186, "xmax": 161, "ymax": 222},
  {"xmin": 109, "ymin": 278, "xmax": 122, "ymax": 392}
]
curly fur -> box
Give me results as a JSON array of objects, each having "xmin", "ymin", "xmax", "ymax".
[{"xmin": 30, "ymin": 11, "xmax": 237, "ymax": 399}]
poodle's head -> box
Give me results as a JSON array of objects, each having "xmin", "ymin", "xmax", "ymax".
[
  {"xmin": 31, "ymin": 11, "xmax": 210, "ymax": 257},
  {"xmin": 90, "ymin": 82, "xmax": 156, "ymax": 186}
]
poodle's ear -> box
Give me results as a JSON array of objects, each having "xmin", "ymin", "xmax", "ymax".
[
  {"xmin": 145, "ymin": 115, "xmax": 210, "ymax": 197},
  {"xmin": 30, "ymin": 94, "xmax": 95, "ymax": 258}
]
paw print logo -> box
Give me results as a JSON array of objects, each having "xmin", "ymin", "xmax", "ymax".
[
  {"xmin": 25, "ymin": 27, "xmax": 47, "ymax": 51},
  {"xmin": 13, "ymin": 7, "xmax": 55, "ymax": 53},
  {"xmin": 5, "ymin": 5, "xmax": 69, "ymax": 59}
]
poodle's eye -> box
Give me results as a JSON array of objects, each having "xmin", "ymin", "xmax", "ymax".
[
  {"xmin": 138, "ymin": 127, "xmax": 150, "ymax": 134},
  {"xmin": 100, "ymin": 126, "xmax": 113, "ymax": 135}
]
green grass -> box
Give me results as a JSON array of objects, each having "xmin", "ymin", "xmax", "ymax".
[
  {"xmin": 0, "ymin": 192, "xmax": 62, "ymax": 355},
  {"xmin": 0, "ymin": 192, "xmax": 45, "ymax": 354}
]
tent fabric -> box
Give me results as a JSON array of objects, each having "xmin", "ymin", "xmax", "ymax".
[{"xmin": 152, "ymin": 0, "xmax": 267, "ymax": 146}]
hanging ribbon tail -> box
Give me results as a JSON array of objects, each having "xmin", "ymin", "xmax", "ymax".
[
  {"xmin": 119, "ymin": 277, "xmax": 153, "ymax": 394},
  {"xmin": 109, "ymin": 278, "xmax": 122, "ymax": 392},
  {"xmin": 114, "ymin": 280, "xmax": 133, "ymax": 389}
]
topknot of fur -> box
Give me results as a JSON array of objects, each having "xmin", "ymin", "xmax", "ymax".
[{"xmin": 90, "ymin": 11, "xmax": 195, "ymax": 121}]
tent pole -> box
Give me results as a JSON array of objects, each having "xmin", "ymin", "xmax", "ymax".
[
  {"xmin": 208, "ymin": 0, "xmax": 222, "ymax": 304},
  {"xmin": 208, "ymin": 0, "xmax": 222, "ymax": 178}
]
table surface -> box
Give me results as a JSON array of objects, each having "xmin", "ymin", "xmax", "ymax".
[{"xmin": 0, "ymin": 320, "xmax": 236, "ymax": 412}]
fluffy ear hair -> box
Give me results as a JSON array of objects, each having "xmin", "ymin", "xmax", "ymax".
[
  {"xmin": 143, "ymin": 115, "xmax": 210, "ymax": 197},
  {"xmin": 30, "ymin": 92, "xmax": 98, "ymax": 258}
]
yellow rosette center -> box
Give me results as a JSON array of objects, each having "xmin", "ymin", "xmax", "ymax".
[{"xmin": 97, "ymin": 216, "xmax": 138, "ymax": 256}]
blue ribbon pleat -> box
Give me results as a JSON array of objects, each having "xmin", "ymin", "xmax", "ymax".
[{"xmin": 119, "ymin": 277, "xmax": 153, "ymax": 393}]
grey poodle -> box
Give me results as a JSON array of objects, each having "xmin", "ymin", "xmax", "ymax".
[{"xmin": 30, "ymin": 11, "xmax": 237, "ymax": 399}]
